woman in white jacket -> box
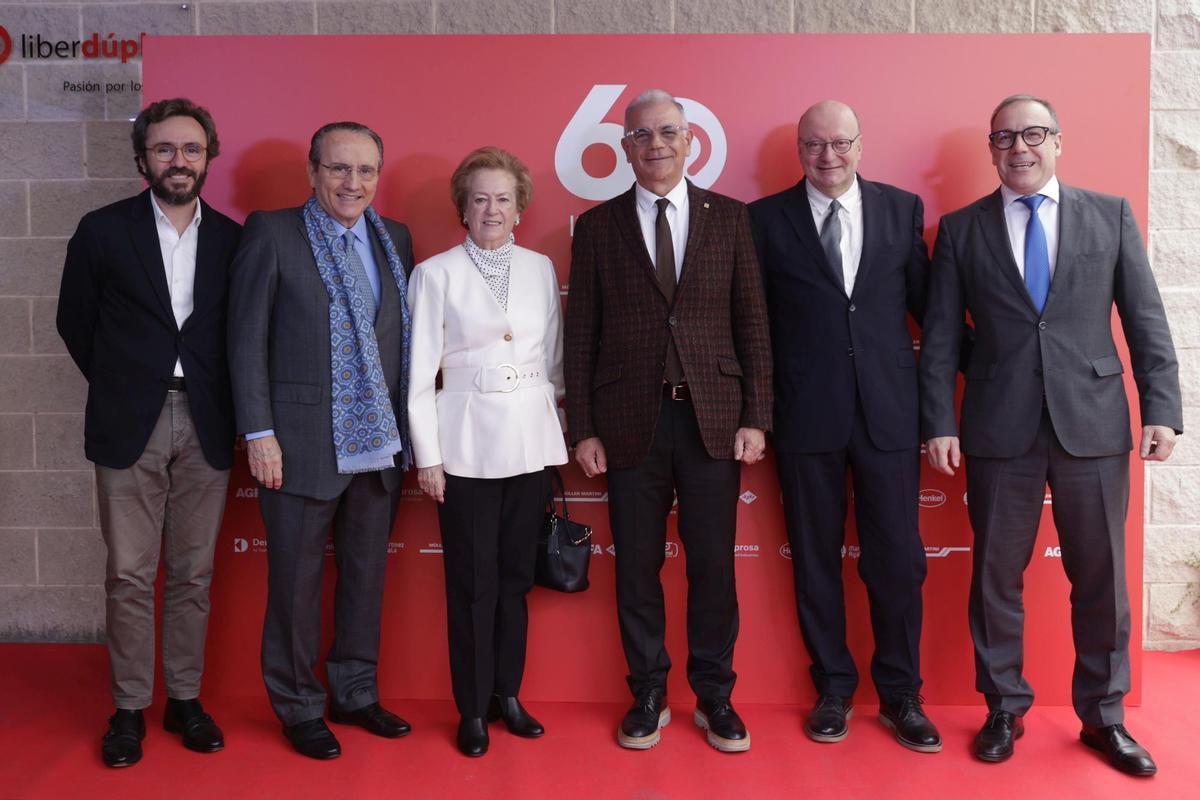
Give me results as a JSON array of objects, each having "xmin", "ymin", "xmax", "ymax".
[{"xmin": 408, "ymin": 147, "xmax": 568, "ymax": 757}]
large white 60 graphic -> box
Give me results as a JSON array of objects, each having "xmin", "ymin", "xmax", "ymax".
[{"xmin": 555, "ymin": 85, "xmax": 727, "ymax": 201}]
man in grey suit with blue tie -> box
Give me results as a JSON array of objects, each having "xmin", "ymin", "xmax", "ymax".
[
  {"xmin": 920, "ymin": 95, "xmax": 1182, "ymax": 776},
  {"xmin": 229, "ymin": 121, "xmax": 415, "ymax": 759}
]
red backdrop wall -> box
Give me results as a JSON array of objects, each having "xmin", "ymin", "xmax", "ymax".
[{"xmin": 144, "ymin": 34, "xmax": 1149, "ymax": 706}]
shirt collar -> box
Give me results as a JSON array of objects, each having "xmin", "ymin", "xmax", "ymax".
[
  {"xmin": 635, "ymin": 177, "xmax": 689, "ymax": 213},
  {"xmin": 1000, "ymin": 175, "xmax": 1060, "ymax": 208},
  {"xmin": 332, "ymin": 214, "xmax": 371, "ymax": 244},
  {"xmin": 149, "ymin": 191, "xmax": 202, "ymax": 230},
  {"xmin": 805, "ymin": 175, "xmax": 861, "ymax": 212}
]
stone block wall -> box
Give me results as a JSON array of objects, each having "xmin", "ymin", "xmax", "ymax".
[{"xmin": 0, "ymin": 0, "xmax": 1197, "ymax": 649}]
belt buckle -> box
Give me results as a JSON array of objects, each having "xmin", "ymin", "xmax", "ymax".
[
  {"xmin": 495, "ymin": 363, "xmax": 520, "ymax": 393},
  {"xmin": 668, "ymin": 383, "xmax": 686, "ymax": 401}
]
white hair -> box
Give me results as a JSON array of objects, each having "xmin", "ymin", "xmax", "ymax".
[{"xmin": 624, "ymin": 89, "xmax": 687, "ymax": 129}]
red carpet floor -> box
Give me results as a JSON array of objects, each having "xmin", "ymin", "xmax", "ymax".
[{"xmin": 1, "ymin": 645, "xmax": 1196, "ymax": 800}]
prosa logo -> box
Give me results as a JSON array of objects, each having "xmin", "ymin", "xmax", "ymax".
[
  {"xmin": 0, "ymin": 26, "xmax": 12, "ymax": 66},
  {"xmin": 918, "ymin": 489, "xmax": 947, "ymax": 508},
  {"xmin": 555, "ymin": 84, "xmax": 727, "ymax": 201}
]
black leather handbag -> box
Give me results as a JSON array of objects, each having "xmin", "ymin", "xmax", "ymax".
[{"xmin": 535, "ymin": 467, "xmax": 592, "ymax": 592}]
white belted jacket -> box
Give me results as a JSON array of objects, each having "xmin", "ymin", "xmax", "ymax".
[{"xmin": 407, "ymin": 243, "xmax": 568, "ymax": 478}]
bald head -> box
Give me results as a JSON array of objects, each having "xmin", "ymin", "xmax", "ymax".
[{"xmin": 797, "ymin": 100, "xmax": 862, "ymax": 199}]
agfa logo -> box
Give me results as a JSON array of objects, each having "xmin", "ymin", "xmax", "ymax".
[
  {"xmin": 918, "ymin": 489, "xmax": 947, "ymax": 508},
  {"xmin": 0, "ymin": 26, "xmax": 12, "ymax": 66},
  {"xmin": 555, "ymin": 85, "xmax": 727, "ymax": 201}
]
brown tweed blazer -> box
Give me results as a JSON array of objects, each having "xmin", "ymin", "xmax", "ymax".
[{"xmin": 564, "ymin": 181, "xmax": 772, "ymax": 469}]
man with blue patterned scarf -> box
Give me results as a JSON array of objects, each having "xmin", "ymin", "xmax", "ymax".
[{"xmin": 229, "ymin": 121, "xmax": 415, "ymax": 760}]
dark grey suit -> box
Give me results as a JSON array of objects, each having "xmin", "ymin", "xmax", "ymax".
[
  {"xmin": 228, "ymin": 207, "xmax": 413, "ymax": 725},
  {"xmin": 919, "ymin": 184, "xmax": 1181, "ymax": 725}
]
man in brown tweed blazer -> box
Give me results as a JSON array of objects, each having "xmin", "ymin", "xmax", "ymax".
[{"xmin": 565, "ymin": 89, "xmax": 772, "ymax": 753}]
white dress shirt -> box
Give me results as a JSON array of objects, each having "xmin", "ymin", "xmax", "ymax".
[
  {"xmin": 634, "ymin": 178, "xmax": 689, "ymax": 279},
  {"xmin": 1000, "ymin": 175, "xmax": 1060, "ymax": 279},
  {"xmin": 806, "ymin": 177, "xmax": 864, "ymax": 296},
  {"xmin": 150, "ymin": 193, "xmax": 201, "ymax": 377}
]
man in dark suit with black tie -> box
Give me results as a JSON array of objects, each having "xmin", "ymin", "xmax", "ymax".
[
  {"xmin": 565, "ymin": 89, "xmax": 772, "ymax": 753},
  {"xmin": 749, "ymin": 100, "xmax": 940, "ymax": 753},
  {"xmin": 228, "ymin": 122, "xmax": 414, "ymax": 759},
  {"xmin": 58, "ymin": 98, "xmax": 241, "ymax": 767},
  {"xmin": 920, "ymin": 94, "xmax": 1182, "ymax": 775}
]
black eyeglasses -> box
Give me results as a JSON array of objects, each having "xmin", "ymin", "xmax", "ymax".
[
  {"xmin": 988, "ymin": 126, "xmax": 1058, "ymax": 150},
  {"xmin": 801, "ymin": 134, "xmax": 860, "ymax": 156},
  {"xmin": 145, "ymin": 143, "xmax": 206, "ymax": 162}
]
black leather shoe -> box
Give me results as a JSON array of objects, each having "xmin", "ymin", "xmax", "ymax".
[
  {"xmin": 487, "ymin": 695, "xmax": 544, "ymax": 738},
  {"xmin": 329, "ymin": 701, "xmax": 411, "ymax": 738},
  {"xmin": 102, "ymin": 709, "xmax": 146, "ymax": 768},
  {"xmin": 1080, "ymin": 723, "xmax": 1157, "ymax": 776},
  {"xmin": 879, "ymin": 693, "xmax": 942, "ymax": 753},
  {"xmin": 163, "ymin": 698, "xmax": 225, "ymax": 753},
  {"xmin": 617, "ymin": 687, "xmax": 670, "ymax": 750},
  {"xmin": 694, "ymin": 697, "xmax": 750, "ymax": 753},
  {"xmin": 805, "ymin": 694, "xmax": 852, "ymax": 743},
  {"xmin": 974, "ymin": 710, "xmax": 1024, "ymax": 762},
  {"xmin": 283, "ymin": 718, "xmax": 341, "ymax": 760},
  {"xmin": 457, "ymin": 716, "xmax": 489, "ymax": 757}
]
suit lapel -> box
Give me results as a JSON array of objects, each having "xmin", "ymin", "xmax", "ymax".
[
  {"xmin": 782, "ymin": 179, "xmax": 847, "ymax": 296},
  {"xmin": 613, "ymin": 186, "xmax": 663, "ymax": 293},
  {"xmin": 183, "ymin": 199, "xmax": 222, "ymax": 332},
  {"xmin": 976, "ymin": 189, "xmax": 1039, "ymax": 316},
  {"xmin": 1047, "ymin": 183, "xmax": 1082, "ymax": 312},
  {"xmin": 853, "ymin": 178, "xmax": 888, "ymax": 298},
  {"xmin": 129, "ymin": 190, "xmax": 178, "ymax": 330},
  {"xmin": 676, "ymin": 181, "xmax": 710, "ymax": 298}
]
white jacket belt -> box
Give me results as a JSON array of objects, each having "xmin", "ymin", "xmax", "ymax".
[{"xmin": 407, "ymin": 243, "xmax": 568, "ymax": 478}]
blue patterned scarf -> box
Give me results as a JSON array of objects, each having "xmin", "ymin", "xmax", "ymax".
[{"xmin": 302, "ymin": 196, "xmax": 412, "ymax": 473}]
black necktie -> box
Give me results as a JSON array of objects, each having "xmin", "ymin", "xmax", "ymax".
[
  {"xmin": 655, "ymin": 198, "xmax": 684, "ymax": 386},
  {"xmin": 820, "ymin": 198, "xmax": 845, "ymax": 290}
]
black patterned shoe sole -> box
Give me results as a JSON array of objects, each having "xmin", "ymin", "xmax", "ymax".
[{"xmin": 693, "ymin": 709, "xmax": 751, "ymax": 753}]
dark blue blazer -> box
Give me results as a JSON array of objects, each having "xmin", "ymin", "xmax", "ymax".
[
  {"xmin": 58, "ymin": 189, "xmax": 242, "ymax": 469},
  {"xmin": 749, "ymin": 177, "xmax": 929, "ymax": 453}
]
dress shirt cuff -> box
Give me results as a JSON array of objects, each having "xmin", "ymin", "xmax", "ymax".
[{"xmin": 245, "ymin": 429, "xmax": 275, "ymax": 441}]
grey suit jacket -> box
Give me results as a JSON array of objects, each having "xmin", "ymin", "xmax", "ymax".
[
  {"xmin": 919, "ymin": 184, "xmax": 1182, "ymax": 459},
  {"xmin": 228, "ymin": 206, "xmax": 414, "ymax": 500}
]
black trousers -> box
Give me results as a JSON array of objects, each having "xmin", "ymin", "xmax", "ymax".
[
  {"xmin": 606, "ymin": 397, "xmax": 741, "ymax": 701},
  {"xmin": 259, "ymin": 472, "xmax": 399, "ymax": 726},
  {"xmin": 966, "ymin": 410, "xmax": 1131, "ymax": 726},
  {"xmin": 438, "ymin": 469, "xmax": 547, "ymax": 718},
  {"xmin": 775, "ymin": 399, "xmax": 926, "ymax": 703}
]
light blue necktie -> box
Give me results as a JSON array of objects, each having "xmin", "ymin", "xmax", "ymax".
[
  {"xmin": 1019, "ymin": 194, "xmax": 1050, "ymax": 313},
  {"xmin": 344, "ymin": 231, "xmax": 378, "ymax": 321}
]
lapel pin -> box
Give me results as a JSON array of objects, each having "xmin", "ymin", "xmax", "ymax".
[{"xmin": 703, "ymin": 202, "xmax": 710, "ymax": 209}]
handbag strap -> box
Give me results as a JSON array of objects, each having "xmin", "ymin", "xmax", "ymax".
[{"xmin": 547, "ymin": 466, "xmax": 571, "ymax": 520}]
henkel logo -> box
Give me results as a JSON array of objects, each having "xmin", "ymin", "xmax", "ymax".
[
  {"xmin": 779, "ymin": 543, "xmax": 792, "ymax": 559},
  {"xmin": 0, "ymin": 26, "xmax": 12, "ymax": 65},
  {"xmin": 555, "ymin": 85, "xmax": 727, "ymax": 201},
  {"xmin": 925, "ymin": 546, "xmax": 970, "ymax": 558},
  {"xmin": 918, "ymin": 489, "xmax": 947, "ymax": 508}
]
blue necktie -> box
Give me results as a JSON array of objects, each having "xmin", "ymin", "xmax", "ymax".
[
  {"xmin": 1019, "ymin": 194, "xmax": 1050, "ymax": 313},
  {"xmin": 344, "ymin": 231, "xmax": 378, "ymax": 321}
]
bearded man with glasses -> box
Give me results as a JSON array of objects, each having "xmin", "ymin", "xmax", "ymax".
[
  {"xmin": 58, "ymin": 98, "xmax": 242, "ymax": 767},
  {"xmin": 229, "ymin": 121, "xmax": 415, "ymax": 760},
  {"xmin": 920, "ymin": 94, "xmax": 1181, "ymax": 775}
]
